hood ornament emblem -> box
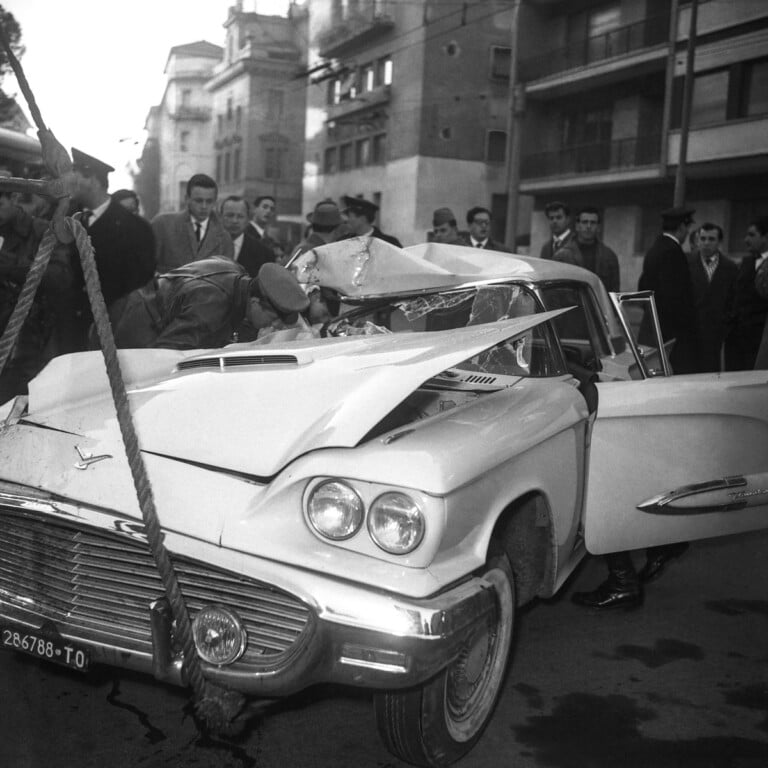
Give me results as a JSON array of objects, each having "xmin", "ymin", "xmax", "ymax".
[{"xmin": 74, "ymin": 445, "xmax": 113, "ymax": 470}]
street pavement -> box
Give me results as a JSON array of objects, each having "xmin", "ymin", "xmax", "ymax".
[{"xmin": 0, "ymin": 530, "xmax": 766, "ymax": 768}]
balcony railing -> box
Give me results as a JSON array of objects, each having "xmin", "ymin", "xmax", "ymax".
[
  {"xmin": 318, "ymin": 0, "xmax": 395, "ymax": 59},
  {"xmin": 521, "ymin": 134, "xmax": 661, "ymax": 179},
  {"xmin": 519, "ymin": 14, "xmax": 669, "ymax": 82},
  {"xmin": 169, "ymin": 106, "xmax": 212, "ymax": 122}
]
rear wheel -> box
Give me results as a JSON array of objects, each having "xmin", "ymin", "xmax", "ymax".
[{"xmin": 374, "ymin": 553, "xmax": 515, "ymax": 767}]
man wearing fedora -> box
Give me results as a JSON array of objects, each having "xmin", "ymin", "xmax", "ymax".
[
  {"xmin": 291, "ymin": 199, "xmax": 343, "ymax": 259},
  {"xmin": 341, "ymin": 195, "xmax": 402, "ymax": 248}
]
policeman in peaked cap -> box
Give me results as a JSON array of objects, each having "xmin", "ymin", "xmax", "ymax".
[
  {"xmin": 340, "ymin": 194, "xmax": 402, "ymax": 247},
  {"xmin": 660, "ymin": 205, "xmax": 695, "ymax": 229},
  {"xmin": 70, "ymin": 148, "xmax": 115, "ymax": 187}
]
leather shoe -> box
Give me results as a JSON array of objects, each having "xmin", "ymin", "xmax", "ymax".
[
  {"xmin": 571, "ymin": 579, "xmax": 643, "ymax": 610},
  {"xmin": 638, "ymin": 542, "xmax": 689, "ymax": 584}
]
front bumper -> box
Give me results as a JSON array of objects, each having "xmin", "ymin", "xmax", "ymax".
[{"xmin": 0, "ymin": 486, "xmax": 498, "ymax": 696}]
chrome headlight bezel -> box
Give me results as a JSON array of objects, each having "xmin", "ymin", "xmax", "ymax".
[
  {"xmin": 367, "ymin": 491, "xmax": 425, "ymax": 555},
  {"xmin": 306, "ymin": 479, "xmax": 365, "ymax": 541}
]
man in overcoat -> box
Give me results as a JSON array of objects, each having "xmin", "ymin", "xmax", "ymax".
[{"xmin": 151, "ymin": 174, "xmax": 233, "ymax": 273}]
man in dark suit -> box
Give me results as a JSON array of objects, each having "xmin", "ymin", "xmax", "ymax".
[
  {"xmin": 63, "ymin": 148, "xmax": 156, "ymax": 352},
  {"xmin": 725, "ymin": 216, "xmax": 768, "ymax": 371},
  {"xmin": 638, "ymin": 206, "xmax": 700, "ymax": 375},
  {"xmin": 341, "ymin": 195, "xmax": 402, "ymax": 247},
  {"xmin": 539, "ymin": 201, "xmax": 575, "ymax": 260},
  {"xmin": 220, "ymin": 195, "xmax": 275, "ymax": 278},
  {"xmin": 687, "ymin": 222, "xmax": 737, "ymax": 372},
  {"xmin": 151, "ymin": 174, "xmax": 233, "ymax": 273},
  {"xmin": 465, "ymin": 206, "xmax": 510, "ymax": 252}
]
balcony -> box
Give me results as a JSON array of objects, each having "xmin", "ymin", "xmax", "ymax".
[
  {"xmin": 169, "ymin": 106, "xmax": 212, "ymax": 122},
  {"xmin": 521, "ymin": 135, "xmax": 661, "ymax": 180},
  {"xmin": 519, "ymin": 14, "xmax": 669, "ymax": 83},
  {"xmin": 318, "ymin": 1, "xmax": 395, "ymax": 59}
]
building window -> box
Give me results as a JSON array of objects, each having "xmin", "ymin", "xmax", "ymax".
[
  {"xmin": 215, "ymin": 154, "xmax": 222, "ymax": 183},
  {"xmin": 235, "ymin": 105, "xmax": 242, "ymax": 128},
  {"xmin": 490, "ymin": 46, "xmax": 511, "ymax": 80},
  {"xmin": 180, "ymin": 130, "xmax": 190, "ymax": 152},
  {"xmin": 339, "ymin": 143, "xmax": 353, "ymax": 171},
  {"xmin": 227, "ymin": 96, "xmax": 233, "ymax": 121},
  {"xmin": 742, "ymin": 58, "xmax": 768, "ymax": 117},
  {"xmin": 217, "ymin": 115, "xmax": 224, "ymax": 134},
  {"xmin": 588, "ymin": 3, "xmax": 621, "ymax": 38},
  {"xmin": 486, "ymin": 130, "xmax": 506, "ymax": 163},
  {"xmin": 265, "ymin": 147, "xmax": 286, "ymax": 179},
  {"xmin": 267, "ymin": 89, "xmax": 284, "ymax": 121},
  {"xmin": 363, "ymin": 64, "xmax": 375, "ymax": 92},
  {"xmin": 181, "ymin": 89, "xmax": 192, "ymax": 107},
  {"xmin": 372, "ymin": 133, "xmax": 386, "ymax": 164},
  {"xmin": 377, "ymin": 56, "xmax": 393, "ymax": 87},
  {"xmin": 355, "ymin": 137, "xmax": 371, "ymax": 166},
  {"xmin": 224, "ymin": 152, "xmax": 231, "ymax": 183},
  {"xmin": 233, "ymin": 148, "xmax": 241, "ymax": 181},
  {"xmin": 324, "ymin": 147, "xmax": 337, "ymax": 174},
  {"xmin": 690, "ymin": 70, "xmax": 729, "ymax": 126}
]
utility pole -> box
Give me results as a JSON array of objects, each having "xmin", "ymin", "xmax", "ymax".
[
  {"xmin": 503, "ymin": 0, "xmax": 522, "ymax": 251},
  {"xmin": 674, "ymin": 0, "xmax": 698, "ymax": 207}
]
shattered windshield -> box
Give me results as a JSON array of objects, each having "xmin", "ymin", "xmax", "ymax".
[
  {"xmin": 325, "ymin": 284, "xmax": 563, "ymax": 380},
  {"xmin": 326, "ymin": 284, "xmax": 539, "ymax": 337}
]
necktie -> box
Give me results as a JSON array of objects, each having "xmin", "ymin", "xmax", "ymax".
[
  {"xmin": 195, "ymin": 222, "xmax": 202, "ymax": 243},
  {"xmin": 476, "ymin": 241, "xmax": 484, "ymax": 248}
]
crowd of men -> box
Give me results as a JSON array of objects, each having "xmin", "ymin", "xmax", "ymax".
[{"xmin": 0, "ymin": 147, "xmax": 766, "ymax": 404}]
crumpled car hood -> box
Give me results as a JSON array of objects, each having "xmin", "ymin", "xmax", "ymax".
[{"xmin": 25, "ymin": 312, "xmax": 563, "ymax": 477}]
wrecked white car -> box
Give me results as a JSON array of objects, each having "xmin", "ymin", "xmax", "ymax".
[{"xmin": 0, "ymin": 239, "xmax": 766, "ymax": 767}]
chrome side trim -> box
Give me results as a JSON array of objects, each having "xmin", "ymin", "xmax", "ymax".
[{"xmin": 637, "ymin": 474, "xmax": 768, "ymax": 514}]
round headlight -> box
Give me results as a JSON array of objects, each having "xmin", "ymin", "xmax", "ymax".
[
  {"xmin": 192, "ymin": 605, "xmax": 247, "ymax": 666},
  {"xmin": 368, "ymin": 492, "xmax": 425, "ymax": 555},
  {"xmin": 307, "ymin": 480, "xmax": 364, "ymax": 540}
]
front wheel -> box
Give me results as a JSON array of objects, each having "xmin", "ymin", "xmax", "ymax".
[{"xmin": 374, "ymin": 553, "xmax": 515, "ymax": 767}]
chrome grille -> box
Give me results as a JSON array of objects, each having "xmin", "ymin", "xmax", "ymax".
[{"xmin": 0, "ymin": 508, "xmax": 312, "ymax": 666}]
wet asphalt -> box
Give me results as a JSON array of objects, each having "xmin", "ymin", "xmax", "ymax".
[{"xmin": 0, "ymin": 529, "xmax": 766, "ymax": 768}]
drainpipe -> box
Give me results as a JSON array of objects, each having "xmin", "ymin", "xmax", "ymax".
[
  {"xmin": 503, "ymin": 0, "xmax": 522, "ymax": 251},
  {"xmin": 673, "ymin": 0, "xmax": 698, "ymax": 207},
  {"xmin": 659, "ymin": 0, "xmax": 680, "ymax": 175}
]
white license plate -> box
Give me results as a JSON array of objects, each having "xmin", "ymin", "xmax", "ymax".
[{"xmin": 1, "ymin": 622, "xmax": 90, "ymax": 671}]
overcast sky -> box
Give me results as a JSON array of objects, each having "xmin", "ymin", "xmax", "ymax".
[{"xmin": 2, "ymin": 0, "xmax": 294, "ymax": 188}]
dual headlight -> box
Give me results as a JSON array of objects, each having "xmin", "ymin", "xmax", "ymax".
[{"xmin": 306, "ymin": 480, "xmax": 425, "ymax": 555}]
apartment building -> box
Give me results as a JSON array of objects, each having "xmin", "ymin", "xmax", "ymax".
[
  {"xmin": 147, "ymin": 41, "xmax": 222, "ymax": 214},
  {"xmin": 206, "ymin": 1, "xmax": 308, "ymax": 215},
  {"xmin": 517, "ymin": 0, "xmax": 768, "ymax": 288},
  {"xmin": 303, "ymin": 0, "xmax": 523, "ymax": 245}
]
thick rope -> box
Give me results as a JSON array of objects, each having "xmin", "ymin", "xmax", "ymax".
[
  {"xmin": 70, "ymin": 218, "xmax": 245, "ymax": 730},
  {"xmin": 0, "ymin": 227, "xmax": 56, "ymax": 374},
  {"xmin": 0, "ymin": 22, "xmax": 245, "ymax": 732}
]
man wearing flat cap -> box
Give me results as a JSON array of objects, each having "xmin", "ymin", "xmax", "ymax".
[
  {"xmin": 62, "ymin": 147, "xmax": 156, "ymax": 351},
  {"xmin": 638, "ymin": 205, "xmax": 700, "ymax": 374},
  {"xmin": 109, "ymin": 257, "xmax": 309, "ymax": 350},
  {"xmin": 341, "ymin": 195, "xmax": 402, "ymax": 248},
  {"xmin": 431, "ymin": 207, "xmax": 467, "ymax": 246}
]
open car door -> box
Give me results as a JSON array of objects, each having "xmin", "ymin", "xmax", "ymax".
[{"xmin": 584, "ymin": 292, "xmax": 768, "ymax": 554}]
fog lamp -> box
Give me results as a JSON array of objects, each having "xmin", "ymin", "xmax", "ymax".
[
  {"xmin": 191, "ymin": 605, "xmax": 247, "ymax": 666},
  {"xmin": 368, "ymin": 492, "xmax": 424, "ymax": 554},
  {"xmin": 307, "ymin": 480, "xmax": 364, "ymax": 540}
]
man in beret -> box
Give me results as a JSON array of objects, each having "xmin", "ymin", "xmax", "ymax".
[
  {"xmin": 151, "ymin": 173, "xmax": 233, "ymax": 273},
  {"xmin": 341, "ymin": 195, "xmax": 402, "ymax": 247},
  {"xmin": 109, "ymin": 257, "xmax": 309, "ymax": 350},
  {"xmin": 431, "ymin": 207, "xmax": 467, "ymax": 246},
  {"xmin": 62, "ymin": 147, "xmax": 156, "ymax": 352}
]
